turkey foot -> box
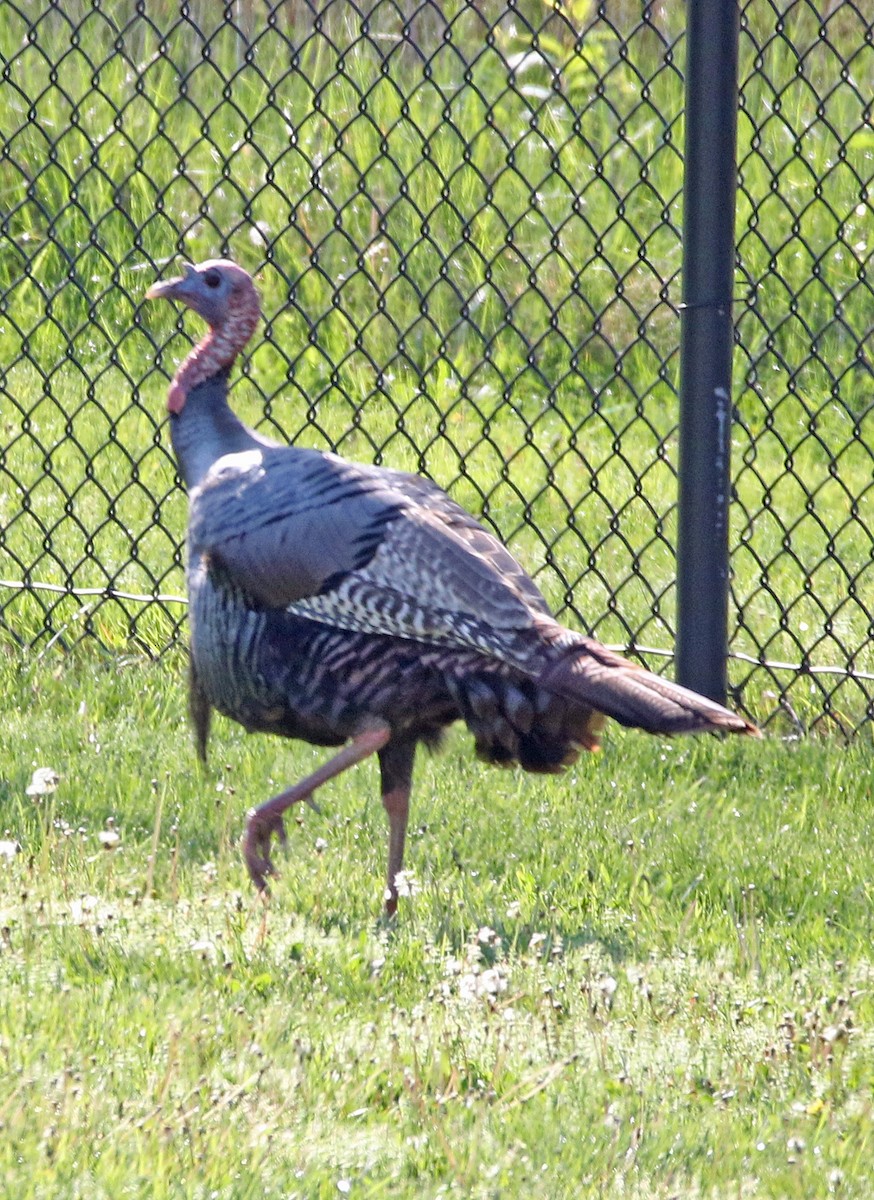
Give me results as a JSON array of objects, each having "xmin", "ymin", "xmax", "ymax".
[
  {"xmin": 244, "ymin": 807, "xmax": 290, "ymax": 889},
  {"xmin": 243, "ymin": 724, "xmax": 392, "ymax": 892}
]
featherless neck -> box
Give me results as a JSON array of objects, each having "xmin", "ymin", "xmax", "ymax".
[
  {"xmin": 169, "ymin": 368, "xmax": 270, "ymax": 489},
  {"xmin": 168, "ymin": 325, "xmax": 246, "ymax": 415}
]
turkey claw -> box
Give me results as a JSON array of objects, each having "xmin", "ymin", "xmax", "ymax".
[{"xmin": 244, "ymin": 808, "xmax": 287, "ymax": 891}]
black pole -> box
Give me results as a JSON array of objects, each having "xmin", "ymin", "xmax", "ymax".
[{"xmin": 676, "ymin": 0, "xmax": 740, "ymax": 704}]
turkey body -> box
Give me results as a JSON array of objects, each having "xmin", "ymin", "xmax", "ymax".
[
  {"xmin": 147, "ymin": 258, "xmax": 760, "ymax": 914},
  {"xmin": 190, "ymin": 578, "xmax": 531, "ymax": 759},
  {"xmin": 189, "ymin": 557, "xmax": 464, "ymax": 755},
  {"xmin": 180, "ymin": 383, "xmax": 603, "ymax": 775}
]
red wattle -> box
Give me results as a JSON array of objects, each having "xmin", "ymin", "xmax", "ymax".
[{"xmin": 167, "ymin": 380, "xmax": 186, "ymax": 414}]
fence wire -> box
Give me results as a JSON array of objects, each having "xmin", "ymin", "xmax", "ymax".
[{"xmin": 0, "ymin": 0, "xmax": 871, "ymax": 734}]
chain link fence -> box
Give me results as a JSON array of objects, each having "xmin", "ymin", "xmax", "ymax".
[{"xmin": 0, "ymin": 0, "xmax": 871, "ymax": 734}]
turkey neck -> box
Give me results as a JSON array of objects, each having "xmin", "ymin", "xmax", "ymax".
[{"xmin": 169, "ymin": 368, "xmax": 272, "ymax": 489}]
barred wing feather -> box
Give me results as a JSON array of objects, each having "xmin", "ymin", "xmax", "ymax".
[{"xmin": 188, "ymin": 443, "xmax": 552, "ymax": 666}]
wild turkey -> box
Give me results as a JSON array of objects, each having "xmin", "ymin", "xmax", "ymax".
[{"xmin": 146, "ymin": 258, "xmax": 760, "ymax": 914}]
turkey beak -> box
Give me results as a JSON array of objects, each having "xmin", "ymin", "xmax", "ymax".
[{"xmin": 145, "ymin": 262, "xmax": 199, "ymax": 303}]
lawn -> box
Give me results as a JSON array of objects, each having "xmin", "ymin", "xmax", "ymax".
[{"xmin": 0, "ymin": 648, "xmax": 872, "ymax": 1197}]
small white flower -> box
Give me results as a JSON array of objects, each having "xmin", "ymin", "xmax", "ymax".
[
  {"xmin": 599, "ymin": 975, "xmax": 618, "ymax": 1006},
  {"xmin": 0, "ymin": 840, "xmax": 21, "ymax": 861},
  {"xmin": 69, "ymin": 895, "xmax": 100, "ymax": 923},
  {"xmin": 26, "ymin": 767, "xmax": 59, "ymax": 797},
  {"xmin": 821, "ymin": 1023, "xmax": 849, "ymax": 1047},
  {"xmin": 480, "ymin": 967, "xmax": 506, "ymax": 996},
  {"xmin": 314, "ymin": 837, "xmax": 328, "ymax": 854},
  {"xmin": 393, "ymin": 870, "xmax": 420, "ymax": 898},
  {"xmin": 98, "ymin": 829, "xmax": 121, "ymax": 850},
  {"xmin": 459, "ymin": 966, "xmax": 508, "ymax": 1002}
]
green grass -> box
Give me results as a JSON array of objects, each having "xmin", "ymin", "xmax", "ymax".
[{"xmin": 1, "ymin": 647, "xmax": 873, "ymax": 1198}]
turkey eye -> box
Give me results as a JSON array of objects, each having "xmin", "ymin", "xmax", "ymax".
[{"xmin": 204, "ymin": 270, "xmax": 221, "ymax": 289}]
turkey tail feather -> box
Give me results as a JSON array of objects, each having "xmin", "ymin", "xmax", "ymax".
[{"xmin": 539, "ymin": 635, "xmax": 761, "ymax": 738}]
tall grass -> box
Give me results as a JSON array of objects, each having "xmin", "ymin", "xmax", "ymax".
[{"xmin": 0, "ymin": 0, "xmax": 871, "ymax": 727}]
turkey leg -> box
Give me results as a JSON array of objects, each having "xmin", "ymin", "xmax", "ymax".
[
  {"xmin": 378, "ymin": 738, "xmax": 417, "ymax": 917},
  {"xmin": 244, "ymin": 723, "xmax": 391, "ymax": 891}
]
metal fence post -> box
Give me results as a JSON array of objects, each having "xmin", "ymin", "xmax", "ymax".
[{"xmin": 677, "ymin": 0, "xmax": 741, "ymax": 704}]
